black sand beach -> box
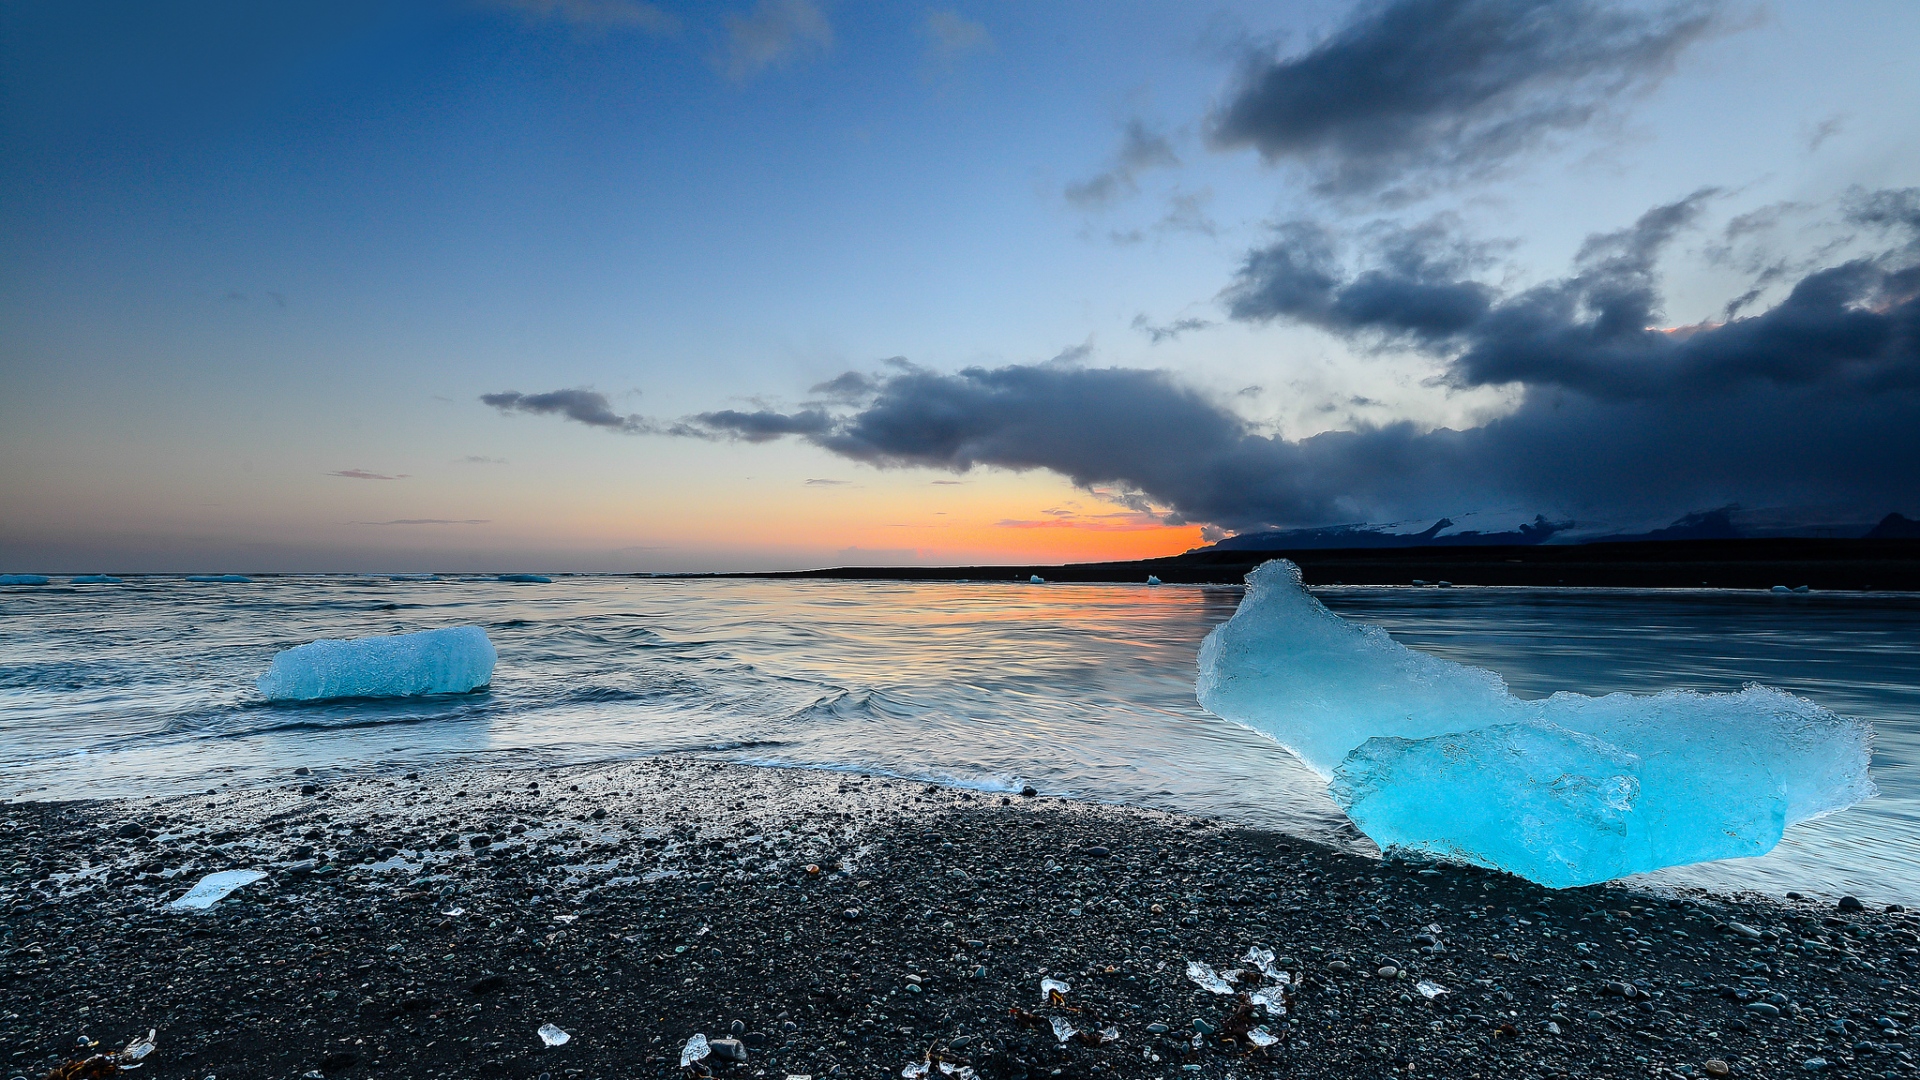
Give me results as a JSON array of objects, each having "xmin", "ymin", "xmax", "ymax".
[{"xmin": 6, "ymin": 759, "xmax": 1916, "ymax": 1080}]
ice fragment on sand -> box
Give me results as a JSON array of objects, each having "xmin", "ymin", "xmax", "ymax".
[
  {"xmin": 170, "ymin": 869, "xmax": 267, "ymax": 910},
  {"xmin": 1040, "ymin": 977, "xmax": 1071, "ymax": 1004},
  {"xmin": 1245, "ymin": 1027, "xmax": 1279, "ymax": 1048},
  {"xmin": 1416, "ymin": 980, "xmax": 1449, "ymax": 999},
  {"xmin": 1196, "ymin": 559, "xmax": 1876, "ymax": 888},
  {"xmin": 681, "ymin": 1034, "xmax": 711, "ymax": 1067},
  {"xmin": 1242, "ymin": 946, "xmax": 1279, "ymax": 980},
  {"xmin": 1049, "ymin": 1016, "xmax": 1076, "ymax": 1043},
  {"xmin": 538, "ymin": 1023, "xmax": 570, "ymax": 1047},
  {"xmin": 257, "ymin": 626, "xmax": 495, "ymax": 702},
  {"xmin": 0, "ymin": 574, "xmax": 49, "ymax": 585},
  {"xmin": 1185, "ymin": 961, "xmax": 1233, "ymax": 995}
]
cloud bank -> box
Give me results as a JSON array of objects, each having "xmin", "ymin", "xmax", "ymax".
[{"xmin": 482, "ymin": 188, "xmax": 1918, "ymax": 533}]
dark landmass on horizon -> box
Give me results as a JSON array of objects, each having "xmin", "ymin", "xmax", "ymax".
[{"xmin": 740, "ymin": 538, "xmax": 1920, "ymax": 591}]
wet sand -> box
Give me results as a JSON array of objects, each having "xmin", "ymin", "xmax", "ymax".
[{"xmin": 5, "ymin": 758, "xmax": 1917, "ymax": 1079}]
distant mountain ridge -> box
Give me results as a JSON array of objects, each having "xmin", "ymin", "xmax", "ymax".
[{"xmin": 1208, "ymin": 508, "xmax": 1914, "ymax": 553}]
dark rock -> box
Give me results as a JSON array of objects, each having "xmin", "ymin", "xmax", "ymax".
[
  {"xmin": 709, "ymin": 1038, "xmax": 748, "ymax": 1063},
  {"xmin": 1839, "ymin": 895, "xmax": 1865, "ymax": 912}
]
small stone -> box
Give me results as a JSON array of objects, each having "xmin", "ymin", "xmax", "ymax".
[
  {"xmin": 1837, "ymin": 895, "xmax": 1865, "ymax": 912},
  {"xmin": 1801, "ymin": 1059, "xmax": 1829, "ymax": 1072},
  {"xmin": 709, "ymin": 1038, "xmax": 748, "ymax": 1063},
  {"xmin": 1745, "ymin": 1002, "xmax": 1780, "ymax": 1017},
  {"xmin": 294, "ymin": 766, "xmax": 310, "ymax": 776},
  {"xmin": 841, "ymin": 907, "xmax": 861, "ymax": 921},
  {"xmin": 1083, "ymin": 845, "xmax": 1111, "ymax": 858},
  {"xmin": 300, "ymin": 784, "xmax": 318, "ymax": 796},
  {"xmin": 1021, "ymin": 786, "xmax": 1038, "ymax": 797},
  {"xmin": 1376, "ymin": 965, "xmax": 1398, "ymax": 978},
  {"xmin": 1192, "ymin": 1019, "xmax": 1216, "ymax": 1035},
  {"xmin": 1326, "ymin": 961, "xmax": 1351, "ymax": 974},
  {"xmin": 1704, "ymin": 1058, "xmax": 1732, "ymax": 1078},
  {"xmin": 1146, "ymin": 1023, "xmax": 1170, "ymax": 1035},
  {"xmin": 730, "ymin": 1020, "xmax": 746, "ymax": 1037}
]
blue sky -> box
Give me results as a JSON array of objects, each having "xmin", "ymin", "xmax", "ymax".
[{"xmin": 3, "ymin": 1, "xmax": 1917, "ymax": 571}]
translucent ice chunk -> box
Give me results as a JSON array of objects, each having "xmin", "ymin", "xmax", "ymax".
[
  {"xmin": 1242, "ymin": 946, "xmax": 1278, "ymax": 980},
  {"xmin": 1185, "ymin": 961, "xmax": 1233, "ymax": 995},
  {"xmin": 1048, "ymin": 1017, "xmax": 1076, "ymax": 1043},
  {"xmin": 257, "ymin": 626, "xmax": 496, "ymax": 702},
  {"xmin": 1245, "ymin": 1027, "xmax": 1279, "ymax": 1047},
  {"xmin": 170, "ymin": 869, "xmax": 267, "ymax": 910},
  {"xmin": 1415, "ymin": 980, "xmax": 1449, "ymax": 999},
  {"xmin": 1147, "ymin": 575, "xmax": 1163, "ymax": 586},
  {"xmin": 498, "ymin": 573, "xmax": 552, "ymax": 583},
  {"xmin": 1029, "ymin": 575, "xmax": 1045, "ymax": 584},
  {"xmin": 538, "ymin": 1024, "xmax": 570, "ymax": 1047},
  {"xmin": 1197, "ymin": 560, "xmax": 1875, "ymax": 888},
  {"xmin": 681, "ymin": 1034, "xmax": 710, "ymax": 1067},
  {"xmin": 1039, "ymin": 977, "xmax": 1071, "ymax": 1004}
]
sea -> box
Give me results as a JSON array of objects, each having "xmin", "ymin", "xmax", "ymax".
[{"xmin": 3, "ymin": 574, "xmax": 1918, "ymax": 903}]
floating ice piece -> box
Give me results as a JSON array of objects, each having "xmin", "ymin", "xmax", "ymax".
[
  {"xmin": 498, "ymin": 573, "xmax": 552, "ymax": 584},
  {"xmin": 186, "ymin": 574, "xmax": 252, "ymax": 582},
  {"xmin": 1048, "ymin": 1016, "xmax": 1076, "ymax": 1044},
  {"xmin": 390, "ymin": 573, "xmax": 436, "ymax": 581},
  {"xmin": 257, "ymin": 626, "xmax": 495, "ymax": 702},
  {"xmin": 170, "ymin": 869, "xmax": 267, "ymax": 910},
  {"xmin": 538, "ymin": 1023, "xmax": 570, "ymax": 1047},
  {"xmin": 1185, "ymin": 961, "xmax": 1233, "ymax": 995},
  {"xmin": 1197, "ymin": 560, "xmax": 1875, "ymax": 888},
  {"xmin": 0, "ymin": 574, "xmax": 50, "ymax": 585},
  {"xmin": 69, "ymin": 575, "xmax": 123, "ymax": 584},
  {"xmin": 1029, "ymin": 575, "xmax": 1045, "ymax": 584},
  {"xmin": 681, "ymin": 1034, "xmax": 711, "ymax": 1067},
  {"xmin": 1415, "ymin": 980, "xmax": 1449, "ymax": 999},
  {"xmin": 1147, "ymin": 575, "xmax": 1163, "ymax": 586},
  {"xmin": 1039, "ymin": 977, "xmax": 1071, "ymax": 1004}
]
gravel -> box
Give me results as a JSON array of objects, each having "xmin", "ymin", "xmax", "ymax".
[{"xmin": 4, "ymin": 757, "xmax": 1918, "ymax": 1079}]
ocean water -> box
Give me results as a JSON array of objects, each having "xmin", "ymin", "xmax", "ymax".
[{"xmin": 3, "ymin": 574, "xmax": 1917, "ymax": 902}]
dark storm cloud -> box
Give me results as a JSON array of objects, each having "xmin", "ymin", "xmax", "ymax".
[
  {"xmin": 650, "ymin": 189, "xmax": 1920, "ymax": 531},
  {"xmin": 1229, "ymin": 190, "xmax": 1920, "ymax": 400},
  {"xmin": 480, "ymin": 388, "xmax": 654, "ymax": 433},
  {"xmin": 1224, "ymin": 218, "xmax": 1497, "ymax": 342},
  {"xmin": 1210, "ymin": 0, "xmax": 1723, "ymax": 196}
]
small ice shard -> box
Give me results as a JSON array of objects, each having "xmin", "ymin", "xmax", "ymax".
[
  {"xmin": 681, "ymin": 1034, "xmax": 711, "ymax": 1067},
  {"xmin": 118, "ymin": 1029, "xmax": 157, "ymax": 1061},
  {"xmin": 0, "ymin": 574, "xmax": 50, "ymax": 585},
  {"xmin": 1147, "ymin": 575, "xmax": 1163, "ymax": 585},
  {"xmin": 1416, "ymin": 980, "xmax": 1449, "ymax": 999},
  {"xmin": 1039, "ymin": 977, "xmax": 1071, "ymax": 1004},
  {"xmin": 902, "ymin": 1063, "xmax": 930, "ymax": 1080},
  {"xmin": 170, "ymin": 869, "xmax": 267, "ymax": 910},
  {"xmin": 1185, "ymin": 961, "xmax": 1233, "ymax": 995},
  {"xmin": 1029, "ymin": 575, "xmax": 1045, "ymax": 584},
  {"xmin": 1197, "ymin": 560, "xmax": 1876, "ymax": 888},
  {"xmin": 69, "ymin": 575, "xmax": 123, "ymax": 584},
  {"xmin": 257, "ymin": 626, "xmax": 496, "ymax": 702},
  {"xmin": 1243, "ymin": 946, "xmax": 1278, "ymax": 979},
  {"xmin": 498, "ymin": 573, "xmax": 552, "ymax": 583},
  {"xmin": 1245, "ymin": 1026, "xmax": 1279, "ymax": 1048},
  {"xmin": 1250, "ymin": 986, "xmax": 1287, "ymax": 1013},
  {"xmin": 186, "ymin": 574, "xmax": 252, "ymax": 582},
  {"xmin": 1048, "ymin": 1016, "xmax": 1076, "ymax": 1044},
  {"xmin": 538, "ymin": 1023, "xmax": 570, "ymax": 1047}
]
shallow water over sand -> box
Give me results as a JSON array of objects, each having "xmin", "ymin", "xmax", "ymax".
[{"xmin": 3, "ymin": 575, "xmax": 1917, "ymax": 901}]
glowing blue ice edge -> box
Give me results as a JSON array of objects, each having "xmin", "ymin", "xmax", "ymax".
[
  {"xmin": 1196, "ymin": 561, "xmax": 1875, "ymax": 889},
  {"xmin": 257, "ymin": 626, "xmax": 496, "ymax": 702}
]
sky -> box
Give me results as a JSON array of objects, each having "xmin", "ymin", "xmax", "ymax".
[{"xmin": 2, "ymin": 0, "xmax": 1916, "ymax": 573}]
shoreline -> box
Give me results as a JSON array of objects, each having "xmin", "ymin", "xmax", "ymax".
[{"xmin": 6, "ymin": 758, "xmax": 1917, "ymax": 1080}]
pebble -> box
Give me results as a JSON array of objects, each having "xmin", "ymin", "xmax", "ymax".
[
  {"xmin": 1838, "ymin": 895, "xmax": 1865, "ymax": 912},
  {"xmin": 709, "ymin": 1038, "xmax": 748, "ymax": 1063},
  {"xmin": 1704, "ymin": 1059, "xmax": 1732, "ymax": 1077},
  {"xmin": 1376, "ymin": 965, "xmax": 1398, "ymax": 978}
]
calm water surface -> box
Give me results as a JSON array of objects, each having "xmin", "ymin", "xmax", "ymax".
[{"xmin": 3, "ymin": 575, "xmax": 1916, "ymax": 902}]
